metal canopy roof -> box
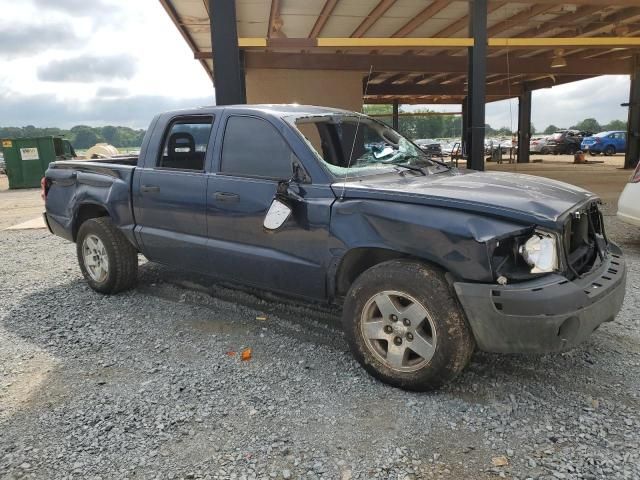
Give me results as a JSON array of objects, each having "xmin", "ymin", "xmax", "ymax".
[{"xmin": 160, "ymin": 0, "xmax": 640, "ymax": 104}]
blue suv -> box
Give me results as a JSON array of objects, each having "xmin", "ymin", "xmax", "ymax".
[{"xmin": 581, "ymin": 131, "xmax": 626, "ymax": 156}]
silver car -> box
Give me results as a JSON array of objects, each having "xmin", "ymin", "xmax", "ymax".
[{"xmin": 530, "ymin": 136, "xmax": 550, "ymax": 154}]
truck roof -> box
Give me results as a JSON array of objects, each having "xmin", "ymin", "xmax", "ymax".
[{"xmin": 159, "ymin": 104, "xmax": 355, "ymax": 118}]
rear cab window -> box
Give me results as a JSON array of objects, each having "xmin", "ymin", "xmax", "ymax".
[{"xmin": 158, "ymin": 117, "xmax": 213, "ymax": 171}]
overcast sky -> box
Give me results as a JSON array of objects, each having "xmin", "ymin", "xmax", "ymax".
[{"xmin": 0, "ymin": 0, "xmax": 631, "ymax": 131}]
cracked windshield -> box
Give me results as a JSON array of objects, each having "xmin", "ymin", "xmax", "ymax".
[{"xmin": 292, "ymin": 115, "xmax": 447, "ymax": 177}]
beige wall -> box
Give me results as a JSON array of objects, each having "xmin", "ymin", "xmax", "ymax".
[{"xmin": 245, "ymin": 68, "xmax": 363, "ymax": 112}]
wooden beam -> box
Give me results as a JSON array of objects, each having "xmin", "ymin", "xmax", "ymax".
[
  {"xmin": 510, "ymin": 6, "xmax": 601, "ymax": 39},
  {"xmin": 351, "ymin": 0, "xmax": 396, "ymax": 38},
  {"xmin": 436, "ymin": 1, "xmax": 507, "ymax": 38},
  {"xmin": 267, "ymin": 0, "xmax": 281, "ymax": 38},
  {"xmin": 366, "ymin": 75, "xmax": 594, "ymax": 97},
  {"xmin": 488, "ymin": 4, "xmax": 556, "ymax": 37},
  {"xmin": 392, "ymin": 0, "xmax": 449, "ymax": 37},
  {"xmin": 227, "ymin": 36, "xmax": 640, "ymax": 50},
  {"xmin": 308, "ymin": 0, "xmax": 339, "ymax": 38},
  {"xmin": 320, "ymin": 37, "xmax": 474, "ymax": 48},
  {"xmin": 496, "ymin": 0, "xmax": 640, "ymax": 5},
  {"xmin": 489, "ymin": 37, "xmax": 640, "ymax": 48},
  {"xmin": 196, "ymin": 51, "xmax": 634, "ymax": 75},
  {"xmin": 365, "ymin": 96, "xmax": 469, "ymax": 105}
]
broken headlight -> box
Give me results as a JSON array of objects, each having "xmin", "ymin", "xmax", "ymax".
[
  {"xmin": 518, "ymin": 231, "xmax": 559, "ymax": 274},
  {"xmin": 491, "ymin": 229, "xmax": 561, "ymax": 283}
]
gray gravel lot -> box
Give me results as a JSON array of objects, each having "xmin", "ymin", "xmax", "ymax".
[{"xmin": 1, "ymin": 213, "xmax": 639, "ymax": 480}]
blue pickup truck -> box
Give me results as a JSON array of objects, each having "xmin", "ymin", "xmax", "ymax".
[{"xmin": 43, "ymin": 105, "xmax": 626, "ymax": 391}]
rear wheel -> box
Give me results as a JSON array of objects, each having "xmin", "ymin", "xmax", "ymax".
[
  {"xmin": 77, "ymin": 217, "xmax": 138, "ymax": 294},
  {"xmin": 342, "ymin": 260, "xmax": 475, "ymax": 391},
  {"xmin": 589, "ymin": 150, "xmax": 599, "ymax": 156}
]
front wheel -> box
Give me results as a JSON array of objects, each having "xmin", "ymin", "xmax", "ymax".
[
  {"xmin": 76, "ymin": 217, "xmax": 138, "ymax": 294},
  {"xmin": 604, "ymin": 145, "xmax": 616, "ymax": 156},
  {"xmin": 342, "ymin": 260, "xmax": 475, "ymax": 391}
]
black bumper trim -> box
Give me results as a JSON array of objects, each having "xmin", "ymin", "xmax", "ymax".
[{"xmin": 454, "ymin": 243, "xmax": 626, "ymax": 354}]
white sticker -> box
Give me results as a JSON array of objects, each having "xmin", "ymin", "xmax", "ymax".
[{"xmin": 20, "ymin": 147, "xmax": 39, "ymax": 161}]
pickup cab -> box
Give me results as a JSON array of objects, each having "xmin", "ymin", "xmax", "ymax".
[{"xmin": 43, "ymin": 105, "xmax": 626, "ymax": 391}]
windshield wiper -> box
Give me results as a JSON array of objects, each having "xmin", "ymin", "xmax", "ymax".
[{"xmin": 391, "ymin": 164, "xmax": 426, "ymax": 176}]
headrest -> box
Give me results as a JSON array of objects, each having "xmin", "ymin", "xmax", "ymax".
[{"xmin": 168, "ymin": 132, "xmax": 195, "ymax": 155}]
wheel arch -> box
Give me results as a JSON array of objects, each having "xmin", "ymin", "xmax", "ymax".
[
  {"xmin": 332, "ymin": 247, "xmax": 448, "ymax": 300},
  {"xmin": 73, "ymin": 203, "xmax": 110, "ymax": 241}
]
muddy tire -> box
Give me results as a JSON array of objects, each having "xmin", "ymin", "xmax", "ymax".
[
  {"xmin": 76, "ymin": 217, "xmax": 138, "ymax": 294},
  {"xmin": 342, "ymin": 260, "xmax": 475, "ymax": 391}
]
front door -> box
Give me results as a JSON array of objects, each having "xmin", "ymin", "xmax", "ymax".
[
  {"xmin": 134, "ymin": 116, "xmax": 214, "ymax": 273},
  {"xmin": 206, "ymin": 114, "xmax": 333, "ymax": 299}
]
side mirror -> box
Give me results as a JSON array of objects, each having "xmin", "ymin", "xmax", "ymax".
[
  {"xmin": 263, "ymin": 198, "xmax": 292, "ymax": 230},
  {"xmin": 264, "ymin": 179, "xmax": 304, "ymax": 231}
]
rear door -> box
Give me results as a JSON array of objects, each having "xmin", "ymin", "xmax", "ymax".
[
  {"xmin": 205, "ymin": 113, "xmax": 333, "ymax": 299},
  {"xmin": 134, "ymin": 115, "xmax": 216, "ymax": 272}
]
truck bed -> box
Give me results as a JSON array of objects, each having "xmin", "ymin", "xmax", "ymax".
[{"xmin": 44, "ymin": 159, "xmax": 138, "ymax": 244}]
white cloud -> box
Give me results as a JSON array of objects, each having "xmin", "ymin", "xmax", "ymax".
[{"xmin": 0, "ymin": 0, "xmax": 213, "ymax": 127}]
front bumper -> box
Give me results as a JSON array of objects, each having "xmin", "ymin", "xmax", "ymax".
[{"xmin": 454, "ymin": 243, "xmax": 626, "ymax": 354}]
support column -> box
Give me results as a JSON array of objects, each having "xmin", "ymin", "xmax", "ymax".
[
  {"xmin": 467, "ymin": 0, "xmax": 487, "ymax": 171},
  {"xmin": 517, "ymin": 89, "xmax": 532, "ymax": 163},
  {"xmin": 461, "ymin": 96, "xmax": 469, "ymax": 156},
  {"xmin": 625, "ymin": 55, "xmax": 640, "ymax": 170},
  {"xmin": 209, "ymin": 0, "xmax": 246, "ymax": 105},
  {"xmin": 392, "ymin": 100, "xmax": 399, "ymax": 131}
]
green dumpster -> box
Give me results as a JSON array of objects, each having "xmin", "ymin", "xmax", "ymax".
[{"xmin": 1, "ymin": 136, "xmax": 76, "ymax": 189}]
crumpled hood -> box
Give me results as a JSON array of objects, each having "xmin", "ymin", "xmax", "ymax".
[{"xmin": 332, "ymin": 170, "xmax": 597, "ymax": 227}]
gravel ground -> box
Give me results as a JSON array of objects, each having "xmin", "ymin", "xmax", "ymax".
[{"xmin": 1, "ymin": 212, "xmax": 639, "ymax": 480}]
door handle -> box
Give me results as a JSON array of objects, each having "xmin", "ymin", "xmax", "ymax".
[
  {"xmin": 214, "ymin": 192, "xmax": 240, "ymax": 202},
  {"xmin": 141, "ymin": 185, "xmax": 160, "ymax": 193}
]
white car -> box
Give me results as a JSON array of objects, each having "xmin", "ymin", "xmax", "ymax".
[
  {"xmin": 530, "ymin": 136, "xmax": 550, "ymax": 154},
  {"xmin": 617, "ymin": 162, "xmax": 640, "ymax": 226}
]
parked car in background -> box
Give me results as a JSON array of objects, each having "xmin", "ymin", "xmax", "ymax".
[
  {"xmin": 414, "ymin": 138, "xmax": 443, "ymax": 159},
  {"xmin": 546, "ymin": 130, "xmax": 592, "ymax": 155},
  {"xmin": 618, "ymin": 161, "xmax": 640, "ymax": 226},
  {"xmin": 485, "ymin": 138, "xmax": 513, "ymax": 156},
  {"xmin": 581, "ymin": 131, "xmax": 626, "ymax": 156},
  {"xmin": 530, "ymin": 136, "xmax": 550, "ymax": 154}
]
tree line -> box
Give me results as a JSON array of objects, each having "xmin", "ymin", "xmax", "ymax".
[
  {"xmin": 363, "ymin": 105, "xmax": 627, "ymax": 139},
  {"xmin": 541, "ymin": 118, "xmax": 627, "ymax": 135},
  {"xmin": 0, "ymin": 125, "xmax": 146, "ymax": 149},
  {"xmin": 1, "ymin": 115, "xmax": 628, "ymax": 150}
]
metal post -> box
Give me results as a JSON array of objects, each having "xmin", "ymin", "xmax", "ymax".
[
  {"xmin": 517, "ymin": 89, "xmax": 532, "ymax": 163},
  {"xmin": 467, "ymin": 0, "xmax": 487, "ymax": 171},
  {"xmin": 392, "ymin": 100, "xmax": 399, "ymax": 131},
  {"xmin": 209, "ymin": 0, "xmax": 246, "ymax": 105},
  {"xmin": 625, "ymin": 55, "xmax": 640, "ymax": 170},
  {"xmin": 461, "ymin": 96, "xmax": 469, "ymax": 156}
]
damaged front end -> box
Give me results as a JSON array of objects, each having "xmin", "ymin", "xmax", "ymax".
[
  {"xmin": 454, "ymin": 200, "xmax": 625, "ymax": 354},
  {"xmin": 488, "ymin": 201, "xmax": 607, "ymax": 285}
]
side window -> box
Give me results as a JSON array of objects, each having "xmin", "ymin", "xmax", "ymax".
[
  {"xmin": 158, "ymin": 117, "xmax": 213, "ymax": 170},
  {"xmin": 221, "ymin": 116, "xmax": 297, "ymax": 179}
]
